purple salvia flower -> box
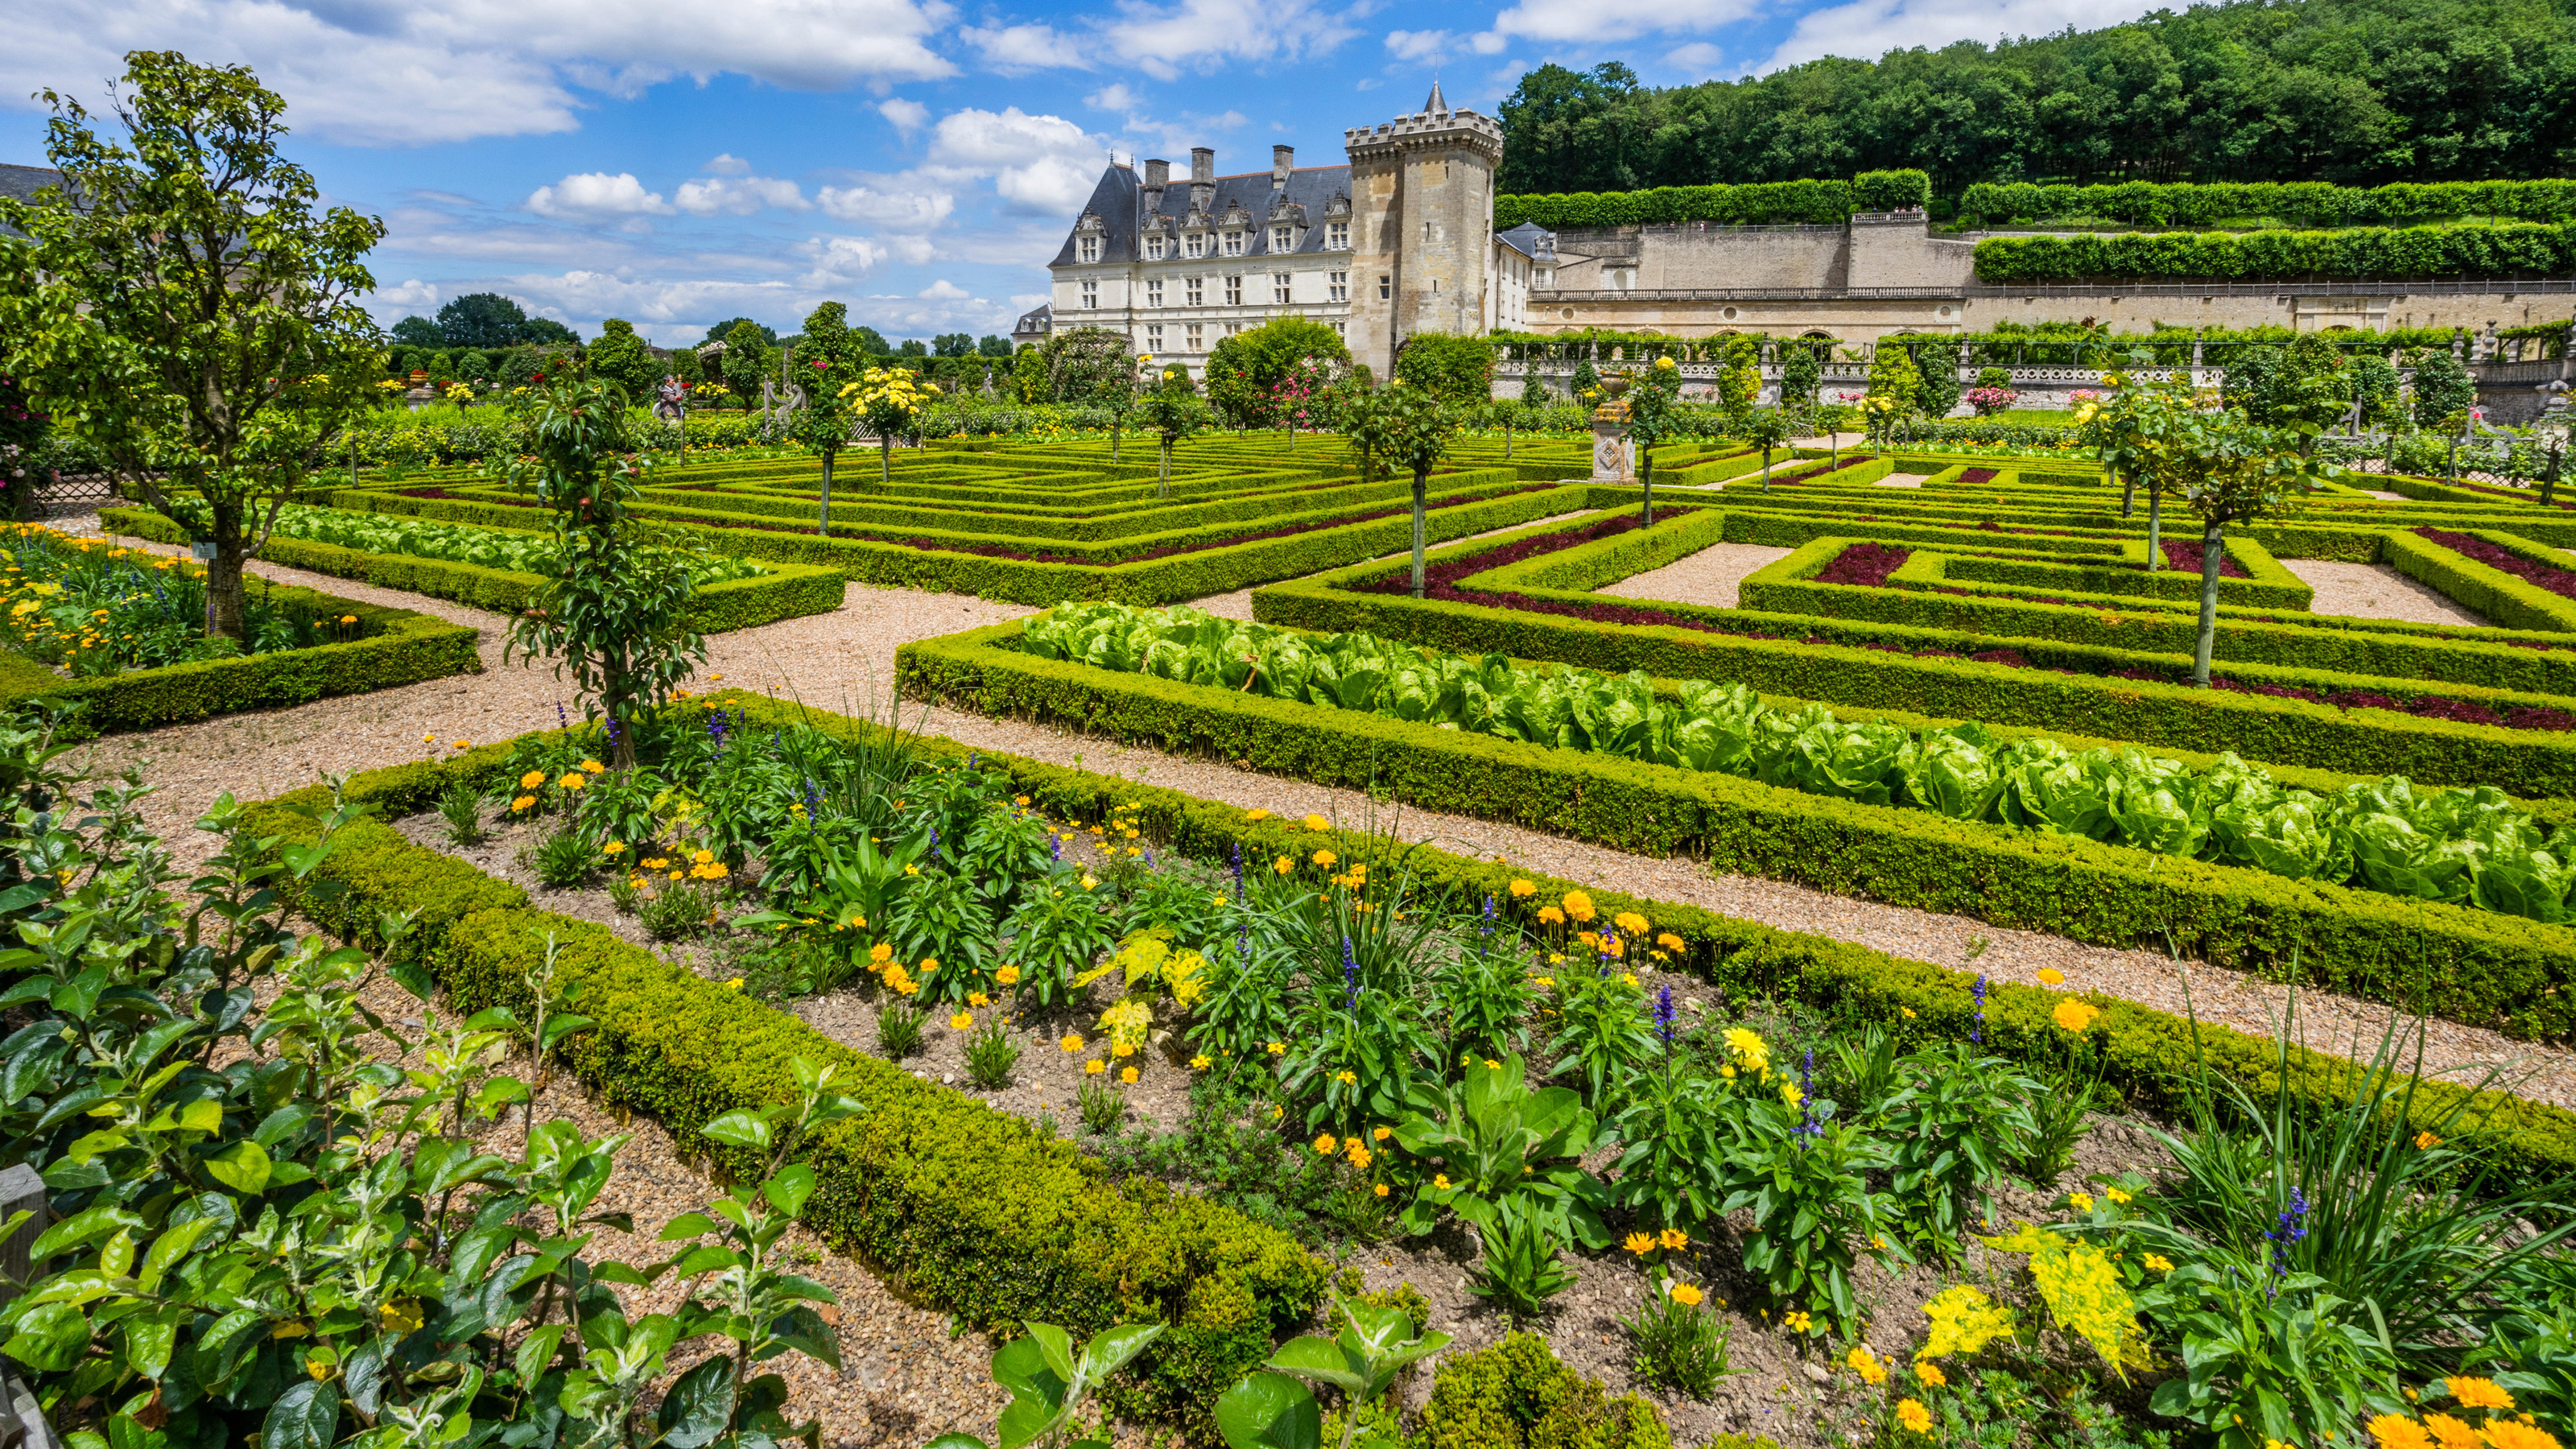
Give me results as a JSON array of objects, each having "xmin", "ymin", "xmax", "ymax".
[
  {"xmin": 1051, "ymin": 832, "xmax": 1063, "ymax": 861},
  {"xmin": 1343, "ymin": 935, "xmax": 1359, "ymax": 1012},
  {"xmin": 1653, "ymin": 984, "xmax": 1676, "ymax": 1043},
  {"xmin": 1971, "ymin": 972, "xmax": 1988, "ymax": 1045},
  {"xmin": 555, "ymin": 700, "xmax": 568, "ymax": 731},
  {"xmin": 2266, "ymin": 1187, "xmax": 2310, "ymax": 1292},
  {"xmin": 928, "ymin": 824, "xmax": 941, "ymax": 861}
]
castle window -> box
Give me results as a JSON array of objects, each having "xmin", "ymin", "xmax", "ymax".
[
  {"xmin": 1146, "ymin": 236, "xmax": 1166, "ymax": 261},
  {"xmin": 1224, "ymin": 275, "xmax": 1243, "ymax": 306},
  {"xmin": 1186, "ymin": 277, "xmax": 1203, "ymax": 306},
  {"xmin": 1271, "ymin": 225, "xmax": 1293, "ymax": 251},
  {"xmin": 1377, "ymin": 275, "xmax": 1391, "ymax": 300},
  {"xmin": 1186, "ymin": 323, "xmax": 1203, "ymax": 350},
  {"xmin": 1328, "ymin": 270, "xmax": 1348, "ymax": 302},
  {"xmin": 1223, "ymin": 230, "xmax": 1245, "ymax": 257},
  {"xmin": 1327, "ymin": 221, "xmax": 1348, "ymax": 250},
  {"xmin": 1225, "ymin": 322, "xmax": 1242, "ymax": 337},
  {"xmin": 1078, "ymin": 236, "xmax": 1100, "ymax": 263},
  {"xmin": 1329, "ymin": 320, "xmax": 1344, "ymax": 338},
  {"xmin": 1185, "ymin": 233, "xmax": 1204, "ymax": 258},
  {"xmin": 1146, "ymin": 279, "xmax": 1163, "ymax": 308},
  {"xmin": 1272, "ymin": 273, "xmax": 1291, "ymax": 304},
  {"xmin": 1080, "ymin": 279, "xmax": 1097, "ymax": 309},
  {"xmin": 1146, "ymin": 324, "xmax": 1163, "ymax": 350}
]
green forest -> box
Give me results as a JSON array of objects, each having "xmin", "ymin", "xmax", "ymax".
[{"xmin": 1494, "ymin": 0, "xmax": 2576, "ymax": 202}]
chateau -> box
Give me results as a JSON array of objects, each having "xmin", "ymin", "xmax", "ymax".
[{"xmin": 1046, "ymin": 93, "xmax": 2576, "ymax": 389}]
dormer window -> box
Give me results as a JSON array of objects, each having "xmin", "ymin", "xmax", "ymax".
[
  {"xmin": 1146, "ymin": 236, "xmax": 1166, "ymax": 261},
  {"xmin": 1077, "ymin": 236, "xmax": 1100, "ymax": 263},
  {"xmin": 1327, "ymin": 221, "xmax": 1348, "ymax": 250},
  {"xmin": 1271, "ymin": 225, "xmax": 1294, "ymax": 252},
  {"xmin": 1185, "ymin": 233, "xmax": 1205, "ymax": 259},
  {"xmin": 1223, "ymin": 230, "xmax": 1245, "ymax": 257}
]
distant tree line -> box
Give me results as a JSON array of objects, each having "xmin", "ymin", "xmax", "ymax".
[{"xmin": 1496, "ymin": 0, "xmax": 2576, "ymax": 203}]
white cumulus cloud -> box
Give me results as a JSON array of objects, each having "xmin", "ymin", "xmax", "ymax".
[
  {"xmin": 961, "ymin": 21, "xmax": 1092, "ymax": 69},
  {"xmin": 1761, "ymin": 0, "xmax": 2167, "ymax": 68},
  {"xmin": 1102, "ymin": 0, "xmax": 1360, "ymax": 81},
  {"xmin": 928, "ymin": 106, "xmax": 1108, "ymax": 217},
  {"xmin": 703, "ymin": 154, "xmax": 754, "ymax": 175},
  {"xmin": 526, "ymin": 172, "xmax": 675, "ymax": 218},
  {"xmin": 1485, "ymin": 0, "xmax": 1757, "ymax": 45},
  {"xmin": 816, "ymin": 180, "xmax": 958, "ymax": 230},
  {"xmin": 879, "ymin": 98, "xmax": 931, "ymax": 135},
  {"xmin": 918, "ymin": 279, "xmax": 972, "ymax": 299},
  {"xmin": 675, "ymin": 175, "xmax": 811, "ymax": 216},
  {"xmin": 1384, "ymin": 29, "xmax": 1451, "ymax": 62}
]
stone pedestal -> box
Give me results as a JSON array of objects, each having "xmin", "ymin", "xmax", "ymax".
[{"xmin": 1590, "ymin": 395, "xmax": 1634, "ymax": 481}]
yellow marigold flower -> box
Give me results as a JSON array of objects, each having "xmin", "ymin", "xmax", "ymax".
[
  {"xmin": 1509, "ymin": 877, "xmax": 1535, "ymax": 898},
  {"xmin": 1273, "ymin": 855, "xmax": 1292, "ymax": 875},
  {"xmin": 510, "ymin": 795, "xmax": 535, "ymax": 812},
  {"xmin": 1190, "ymin": 1054, "xmax": 1211, "ymax": 1069},
  {"xmin": 580, "ymin": 758, "xmax": 605, "ymax": 773},
  {"xmin": 1669, "ymin": 1282, "xmax": 1703, "ymax": 1307},
  {"xmin": 2366, "ymin": 1421, "xmax": 2431, "ymax": 1449},
  {"xmin": 724, "ymin": 977, "xmax": 744, "ymax": 991},
  {"xmin": 2445, "ymin": 1378, "xmax": 2513, "ymax": 1411},
  {"xmin": 1266, "ymin": 1040, "xmax": 1285, "ymax": 1055},
  {"xmin": 2069, "ymin": 1191, "xmax": 2095, "ymax": 1212},
  {"xmin": 1657, "ymin": 932, "xmax": 1685, "ymax": 953},
  {"xmin": 1537, "ymin": 906, "xmax": 1565, "ymax": 924},
  {"xmin": 1347, "ymin": 1143, "xmax": 1372, "ymax": 1169},
  {"xmin": 2038, "ymin": 967, "xmax": 2066, "ymax": 986},
  {"xmin": 604, "ymin": 840, "xmax": 625, "ymax": 854},
  {"xmin": 1121, "ymin": 1066, "xmax": 1138, "ymax": 1084},
  {"xmin": 2421, "ymin": 1414, "xmax": 2486, "ymax": 1449},
  {"xmin": 1084, "ymin": 1059, "xmax": 1106, "ymax": 1075},
  {"xmin": 872, "ymin": 942, "xmax": 895, "ymax": 963},
  {"xmin": 1847, "ymin": 1347, "xmax": 1888, "ymax": 1385},
  {"xmin": 1314, "ymin": 848, "xmax": 1336, "ymax": 866},
  {"xmin": 1624, "ymin": 1232, "xmax": 1654, "ymax": 1256},
  {"xmin": 1914, "ymin": 1361, "xmax": 1946, "ymax": 1388},
  {"xmin": 1061, "ymin": 1034, "xmax": 1084, "ymax": 1051},
  {"xmin": 559, "ymin": 772, "xmax": 587, "ymax": 791},
  {"xmin": 1897, "ymin": 1400, "xmax": 1932, "ymax": 1435},
  {"xmin": 2106, "ymin": 1187, "xmax": 2132, "ymax": 1204},
  {"xmin": 1373, "ymin": 1125, "xmax": 1392, "ymax": 1141},
  {"xmin": 1723, "ymin": 1027, "xmax": 1769, "ymax": 1075},
  {"xmin": 2417, "ymin": 1130, "xmax": 2443, "ymax": 1150},
  {"xmin": 1314, "ymin": 1133, "xmax": 1338, "ymax": 1154},
  {"xmin": 1113, "ymin": 1041, "xmax": 1136, "ymax": 1059},
  {"xmin": 521, "ymin": 770, "xmax": 545, "ymax": 789},
  {"xmin": 423, "ymin": 733, "xmax": 436, "ymax": 744},
  {"xmin": 1658, "ymin": 1228, "xmax": 1687, "ymax": 1250},
  {"xmin": 949, "ymin": 1011, "xmax": 972, "ymax": 1030},
  {"xmin": 2053, "ymin": 997, "xmax": 2100, "ymax": 1033},
  {"xmin": 1373, "ymin": 1183, "xmax": 1389, "ymax": 1197},
  {"xmin": 995, "ymin": 965, "xmax": 1020, "ymax": 985},
  {"xmin": 1433, "ymin": 1174, "xmax": 1451, "ymax": 1190},
  {"xmin": 1784, "ymin": 1311, "xmax": 1813, "ymax": 1333},
  {"xmin": 1562, "ymin": 891, "xmax": 1595, "ymax": 922},
  {"xmin": 2481, "ymin": 1422, "xmax": 2559, "ymax": 1449},
  {"xmin": 1304, "ymin": 813, "xmax": 1328, "ymax": 831},
  {"xmin": 1242, "ymin": 807, "xmax": 1269, "ymax": 820}
]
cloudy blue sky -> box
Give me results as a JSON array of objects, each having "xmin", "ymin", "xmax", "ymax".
[{"xmin": 0, "ymin": 0, "xmax": 2157, "ymax": 347}]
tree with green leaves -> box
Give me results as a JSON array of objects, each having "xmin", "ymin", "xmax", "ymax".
[
  {"xmin": 1393, "ymin": 332, "xmax": 1496, "ymax": 406},
  {"xmin": 1568, "ymin": 355, "xmax": 1601, "ymax": 402},
  {"xmin": 1911, "ymin": 341, "xmax": 1962, "ymax": 421},
  {"xmin": 587, "ymin": 318, "xmax": 658, "ymax": 403},
  {"xmin": 720, "ymin": 320, "xmax": 772, "ymax": 414},
  {"xmin": 2078, "ymin": 373, "xmax": 2198, "ymax": 568},
  {"xmin": 2174, "ymin": 412, "xmax": 2330, "ymax": 683},
  {"xmin": 501, "ymin": 370, "xmax": 706, "ymax": 769},
  {"xmin": 1711, "ymin": 335, "xmax": 1761, "ymax": 434},
  {"xmin": 1345, "ymin": 382, "xmax": 1463, "ymax": 598},
  {"xmin": 0, "ymin": 51, "xmax": 385, "ymax": 643},
  {"xmin": 791, "ymin": 357, "xmax": 855, "ymax": 533},
  {"xmin": 1521, "ymin": 364, "xmax": 1549, "ymax": 406},
  {"xmin": 390, "ymin": 314, "xmax": 442, "ymax": 348},
  {"xmin": 1864, "ymin": 342, "xmax": 1922, "ymax": 438},
  {"xmin": 2411, "ymin": 349, "xmax": 2477, "ymax": 431},
  {"xmin": 438, "ymin": 291, "xmax": 541, "ymax": 347},
  {"xmin": 846, "ymin": 365, "xmax": 941, "ymax": 484},
  {"xmin": 1626, "ymin": 359, "xmax": 1682, "ymax": 524},
  {"xmin": 1779, "ymin": 340, "xmax": 1823, "ymax": 416},
  {"xmin": 1743, "ymin": 407, "xmax": 1795, "ymax": 493},
  {"xmin": 1139, "ymin": 364, "xmax": 1214, "ymax": 494}
]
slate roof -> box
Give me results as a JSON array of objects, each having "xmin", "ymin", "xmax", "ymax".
[
  {"xmin": 1496, "ymin": 221, "xmax": 1556, "ymax": 262},
  {"xmin": 1048, "ymin": 162, "xmax": 1355, "ymax": 268},
  {"xmin": 0, "ymin": 163, "xmax": 67, "ymax": 240}
]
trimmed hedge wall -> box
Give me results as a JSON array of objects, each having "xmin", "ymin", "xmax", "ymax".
[
  {"xmin": 99, "ymin": 507, "xmax": 844, "ymax": 633},
  {"xmin": 2382, "ymin": 529, "xmax": 2576, "ymax": 634},
  {"xmin": 0, "ymin": 583, "xmax": 479, "ymax": 737},
  {"xmin": 898, "ymin": 620, "xmax": 2576, "ymax": 1042},
  {"xmin": 246, "ymin": 764, "xmax": 1331, "ymax": 1443},
  {"xmin": 1959, "ymin": 178, "xmax": 2576, "ymax": 229},
  {"xmin": 1973, "ymin": 221, "xmax": 2576, "ymax": 283},
  {"xmin": 1492, "ymin": 171, "xmax": 1930, "ymax": 230}
]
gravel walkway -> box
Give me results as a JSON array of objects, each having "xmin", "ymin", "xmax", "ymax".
[
  {"xmin": 1596, "ymin": 544, "xmax": 1796, "ymax": 610},
  {"xmin": 2283, "ymin": 559, "xmax": 2489, "ymax": 627}
]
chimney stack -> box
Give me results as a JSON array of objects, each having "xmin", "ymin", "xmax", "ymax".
[
  {"xmin": 1272, "ymin": 144, "xmax": 1294, "ymax": 192},
  {"xmin": 1190, "ymin": 147, "xmax": 1216, "ymax": 212},
  {"xmin": 1141, "ymin": 157, "xmax": 1169, "ymax": 213}
]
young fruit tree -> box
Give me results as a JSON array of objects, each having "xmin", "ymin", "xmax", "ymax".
[
  {"xmin": 1742, "ymin": 407, "xmax": 1795, "ymax": 494},
  {"xmin": 1627, "ymin": 357, "xmax": 1682, "ymax": 525},
  {"xmin": 790, "ymin": 359, "xmax": 853, "ymax": 534},
  {"xmin": 502, "ymin": 370, "xmax": 707, "ymax": 769},
  {"xmin": 847, "ymin": 365, "xmax": 939, "ymax": 485},
  {"xmin": 2174, "ymin": 411, "xmax": 2330, "ymax": 685},
  {"xmin": 1344, "ymin": 381, "xmax": 1462, "ymax": 599},
  {"xmin": 0, "ymin": 52, "xmax": 384, "ymax": 642},
  {"xmin": 1138, "ymin": 363, "xmax": 1213, "ymax": 496}
]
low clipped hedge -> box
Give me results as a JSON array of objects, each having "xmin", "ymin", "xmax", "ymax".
[
  {"xmin": 99, "ymin": 507, "xmax": 844, "ymax": 633},
  {"xmin": 323, "ymin": 479, "xmax": 1592, "ymax": 607},
  {"xmin": 898, "ymin": 621, "xmax": 2576, "ymax": 1042},
  {"xmin": 1972, "ymin": 221, "xmax": 2576, "ymax": 283},
  {"xmin": 0, "ymin": 583, "xmax": 478, "ymax": 737},
  {"xmin": 246, "ymin": 764, "xmax": 1330, "ymax": 1443},
  {"xmin": 2383, "ymin": 528, "xmax": 2576, "ymax": 634}
]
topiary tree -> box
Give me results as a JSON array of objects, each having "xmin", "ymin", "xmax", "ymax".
[
  {"xmin": 1711, "ymin": 335, "xmax": 1760, "ymax": 435},
  {"xmin": 1393, "ymin": 332, "xmax": 1497, "ymax": 407},
  {"xmin": 1010, "ymin": 341, "xmax": 1047, "ymax": 403},
  {"xmin": 1743, "ymin": 407, "xmax": 1795, "ymax": 494},
  {"xmin": 1911, "ymin": 341, "xmax": 1962, "ymax": 421},
  {"xmin": 2078, "ymin": 371, "xmax": 2198, "ymax": 567},
  {"xmin": 844, "ymin": 364, "xmax": 940, "ymax": 485},
  {"xmin": 587, "ymin": 317, "xmax": 658, "ymax": 405},
  {"xmin": 1139, "ymin": 362, "xmax": 1214, "ymax": 494},
  {"xmin": 720, "ymin": 320, "xmax": 770, "ymax": 413},
  {"xmin": 1344, "ymin": 381, "xmax": 1463, "ymax": 598},
  {"xmin": 789, "ymin": 354, "xmax": 853, "ymax": 533},
  {"xmin": 1042, "ymin": 325, "xmax": 1135, "ymax": 413},
  {"xmin": 1864, "ymin": 342, "xmax": 1922, "ymax": 444},
  {"xmin": 1626, "ymin": 358, "xmax": 1682, "ymax": 524},
  {"xmin": 1780, "ymin": 341, "xmax": 1823, "ymax": 417},
  {"xmin": 2411, "ymin": 348, "xmax": 2476, "ymax": 432},
  {"xmin": 500, "ymin": 369, "xmax": 705, "ymax": 770}
]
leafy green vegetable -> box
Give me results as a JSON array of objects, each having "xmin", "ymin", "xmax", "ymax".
[
  {"xmin": 265, "ymin": 504, "xmax": 766, "ymax": 584},
  {"xmin": 1026, "ymin": 603, "xmax": 2573, "ymax": 924}
]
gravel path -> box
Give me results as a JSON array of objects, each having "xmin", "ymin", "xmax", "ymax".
[
  {"xmin": 2283, "ymin": 559, "xmax": 2489, "ymax": 627},
  {"xmin": 1596, "ymin": 543, "xmax": 1796, "ymax": 609}
]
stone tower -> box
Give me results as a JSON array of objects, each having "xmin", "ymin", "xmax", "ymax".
[{"xmin": 1344, "ymin": 81, "xmax": 1505, "ymax": 379}]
